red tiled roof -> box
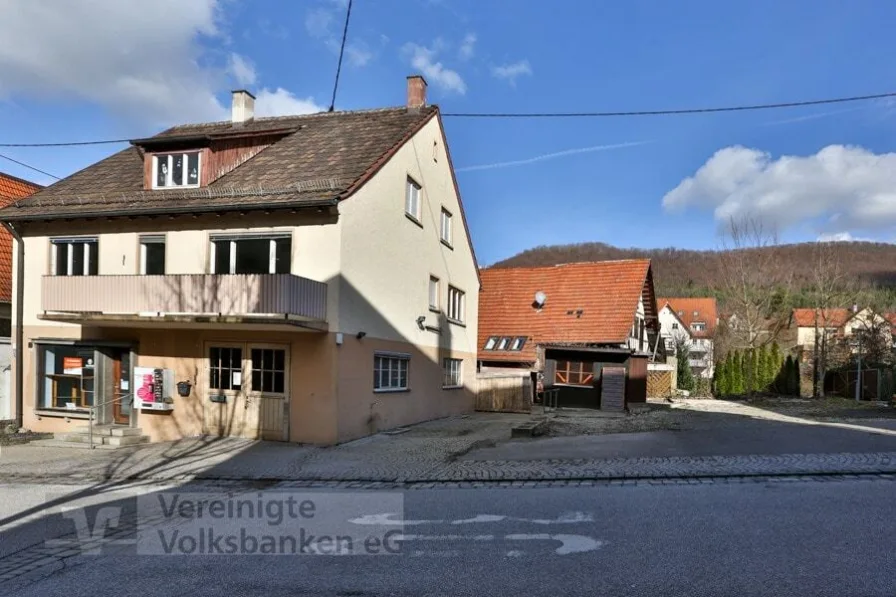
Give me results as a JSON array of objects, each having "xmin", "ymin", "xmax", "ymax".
[
  {"xmin": 657, "ymin": 297, "xmax": 719, "ymax": 338},
  {"xmin": 0, "ymin": 172, "xmax": 42, "ymax": 302},
  {"xmin": 791, "ymin": 308, "xmax": 851, "ymax": 328},
  {"xmin": 478, "ymin": 260, "xmax": 654, "ymax": 362}
]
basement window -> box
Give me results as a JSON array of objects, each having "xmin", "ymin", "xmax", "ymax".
[{"xmin": 153, "ymin": 152, "xmax": 201, "ymax": 188}]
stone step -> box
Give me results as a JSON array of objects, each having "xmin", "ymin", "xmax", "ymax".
[
  {"xmin": 511, "ymin": 417, "xmax": 549, "ymax": 438},
  {"xmin": 105, "ymin": 435, "xmax": 150, "ymax": 447},
  {"xmin": 29, "ymin": 439, "xmax": 120, "ymax": 450},
  {"xmin": 74, "ymin": 425, "xmax": 143, "ymax": 437}
]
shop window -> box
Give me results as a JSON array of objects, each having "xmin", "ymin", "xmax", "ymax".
[{"xmin": 38, "ymin": 345, "xmax": 96, "ymax": 409}]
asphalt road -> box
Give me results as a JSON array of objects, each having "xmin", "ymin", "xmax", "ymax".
[{"xmin": 1, "ymin": 478, "xmax": 894, "ymax": 596}]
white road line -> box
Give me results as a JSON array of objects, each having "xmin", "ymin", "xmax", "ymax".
[
  {"xmin": 505, "ymin": 534, "xmax": 605, "ymax": 555},
  {"xmin": 349, "ymin": 511, "xmax": 594, "ymax": 526}
]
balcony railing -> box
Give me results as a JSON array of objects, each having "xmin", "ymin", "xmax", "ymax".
[{"xmin": 41, "ymin": 274, "xmax": 327, "ymax": 322}]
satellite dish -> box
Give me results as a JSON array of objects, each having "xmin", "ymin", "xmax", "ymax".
[{"xmin": 534, "ymin": 291, "xmax": 547, "ymax": 307}]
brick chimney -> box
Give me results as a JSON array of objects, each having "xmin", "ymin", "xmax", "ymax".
[
  {"xmin": 231, "ymin": 89, "xmax": 256, "ymax": 123},
  {"xmin": 407, "ymin": 75, "xmax": 427, "ymax": 110}
]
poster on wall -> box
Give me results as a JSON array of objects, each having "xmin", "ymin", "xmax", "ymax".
[{"xmin": 63, "ymin": 357, "xmax": 83, "ymax": 376}]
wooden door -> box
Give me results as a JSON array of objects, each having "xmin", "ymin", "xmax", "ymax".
[
  {"xmin": 249, "ymin": 345, "xmax": 289, "ymax": 441},
  {"xmin": 112, "ymin": 357, "xmax": 130, "ymax": 424}
]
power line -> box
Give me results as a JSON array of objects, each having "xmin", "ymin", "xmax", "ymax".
[
  {"xmin": 0, "ymin": 89, "xmax": 892, "ymax": 149},
  {"xmin": 0, "ymin": 152, "xmax": 61, "ymax": 180},
  {"xmin": 0, "ymin": 138, "xmax": 130, "ymax": 148},
  {"xmin": 328, "ymin": 0, "xmax": 353, "ymax": 112},
  {"xmin": 441, "ymin": 91, "xmax": 896, "ymax": 118}
]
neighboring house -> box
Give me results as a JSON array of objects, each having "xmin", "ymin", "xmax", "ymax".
[
  {"xmin": 657, "ymin": 297, "xmax": 719, "ymax": 378},
  {"xmin": 791, "ymin": 307, "xmax": 893, "ymax": 354},
  {"xmin": 478, "ymin": 259, "xmax": 659, "ymax": 410},
  {"xmin": 0, "ymin": 172, "xmax": 41, "ymax": 420},
  {"xmin": 0, "ymin": 75, "xmax": 480, "ymax": 444}
]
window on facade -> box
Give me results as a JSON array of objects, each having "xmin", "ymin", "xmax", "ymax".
[
  {"xmin": 671, "ymin": 322, "xmax": 679, "ymax": 330},
  {"xmin": 153, "ymin": 152, "xmax": 200, "ymax": 188},
  {"xmin": 51, "ymin": 238, "xmax": 98, "ymax": 276},
  {"xmin": 38, "ymin": 344, "xmax": 97, "ymax": 409},
  {"xmin": 484, "ymin": 337, "xmax": 498, "ymax": 350},
  {"xmin": 442, "ymin": 358, "xmax": 462, "ymax": 388},
  {"xmin": 374, "ymin": 353, "xmax": 409, "ymax": 391},
  {"xmin": 429, "ymin": 276, "xmax": 440, "ymax": 311},
  {"xmin": 440, "ymin": 208, "xmax": 453, "ymax": 246},
  {"xmin": 691, "ymin": 322, "xmax": 706, "ymax": 332},
  {"xmin": 209, "ymin": 346, "xmax": 243, "ymax": 391},
  {"xmin": 251, "ymin": 348, "xmax": 286, "ymax": 394},
  {"xmin": 447, "ymin": 286, "xmax": 465, "ymax": 323},
  {"xmin": 555, "ymin": 361, "xmax": 594, "ymax": 386},
  {"xmin": 509, "ymin": 337, "xmax": 527, "ymax": 351},
  {"xmin": 210, "ymin": 235, "xmax": 291, "ymax": 274},
  {"xmin": 140, "ymin": 235, "xmax": 166, "ymax": 275},
  {"xmin": 405, "ymin": 177, "xmax": 421, "ymax": 221}
]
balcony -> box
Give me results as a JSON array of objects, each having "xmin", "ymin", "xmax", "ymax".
[{"xmin": 41, "ymin": 274, "xmax": 327, "ymax": 326}]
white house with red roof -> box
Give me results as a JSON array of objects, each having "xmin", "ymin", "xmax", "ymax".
[{"xmin": 657, "ymin": 297, "xmax": 718, "ymax": 379}]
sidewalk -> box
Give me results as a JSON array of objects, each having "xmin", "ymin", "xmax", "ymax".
[{"xmin": 2, "ymin": 409, "xmax": 896, "ymax": 484}]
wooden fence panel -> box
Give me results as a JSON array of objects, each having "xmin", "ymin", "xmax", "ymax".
[
  {"xmin": 475, "ymin": 375, "xmax": 532, "ymax": 413},
  {"xmin": 647, "ymin": 370, "xmax": 673, "ymax": 398}
]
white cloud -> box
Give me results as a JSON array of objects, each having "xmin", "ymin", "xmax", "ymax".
[
  {"xmin": 662, "ymin": 145, "xmax": 896, "ymax": 234},
  {"xmin": 491, "ymin": 60, "xmax": 532, "ymax": 85},
  {"xmin": 403, "ymin": 43, "xmax": 466, "ymax": 95},
  {"xmin": 228, "ymin": 53, "xmax": 256, "ymax": 87},
  {"xmin": 255, "ymin": 88, "xmax": 324, "ymax": 117},
  {"xmin": 817, "ymin": 232, "xmax": 857, "ymax": 242},
  {"xmin": 304, "ymin": 8, "xmax": 334, "ymax": 39},
  {"xmin": 0, "ymin": 0, "xmax": 228, "ymax": 125},
  {"xmin": 458, "ymin": 33, "xmax": 476, "ymax": 61}
]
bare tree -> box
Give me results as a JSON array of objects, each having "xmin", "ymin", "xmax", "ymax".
[
  {"xmin": 808, "ymin": 241, "xmax": 855, "ymax": 397},
  {"xmin": 718, "ymin": 217, "xmax": 793, "ymax": 348}
]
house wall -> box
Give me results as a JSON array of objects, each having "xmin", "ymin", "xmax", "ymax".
[{"xmin": 335, "ymin": 116, "xmax": 479, "ymax": 433}]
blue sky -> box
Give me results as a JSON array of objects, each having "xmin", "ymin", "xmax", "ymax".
[{"xmin": 2, "ymin": 0, "xmax": 896, "ymax": 265}]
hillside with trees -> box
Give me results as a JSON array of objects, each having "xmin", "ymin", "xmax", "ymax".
[{"xmin": 491, "ymin": 240, "xmax": 896, "ymax": 305}]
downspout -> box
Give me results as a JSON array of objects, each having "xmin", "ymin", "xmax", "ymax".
[{"xmin": 1, "ymin": 221, "xmax": 23, "ymax": 429}]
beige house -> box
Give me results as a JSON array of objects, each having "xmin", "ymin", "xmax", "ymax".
[{"xmin": 0, "ymin": 76, "xmax": 480, "ymax": 445}]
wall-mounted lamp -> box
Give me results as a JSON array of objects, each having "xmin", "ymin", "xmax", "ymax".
[
  {"xmin": 335, "ymin": 332, "xmax": 344, "ymax": 345},
  {"xmin": 356, "ymin": 331, "xmax": 366, "ymax": 339},
  {"xmin": 416, "ymin": 316, "xmax": 426, "ymax": 330}
]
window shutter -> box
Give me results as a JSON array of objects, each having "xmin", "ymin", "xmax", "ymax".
[{"xmin": 543, "ymin": 359, "xmax": 556, "ymax": 388}]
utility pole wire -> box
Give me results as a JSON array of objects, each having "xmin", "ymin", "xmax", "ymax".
[
  {"xmin": 0, "ymin": 89, "xmax": 894, "ymax": 147},
  {"xmin": 441, "ymin": 91, "xmax": 896, "ymax": 118},
  {"xmin": 0, "ymin": 152, "xmax": 61, "ymax": 180},
  {"xmin": 328, "ymin": 0, "xmax": 353, "ymax": 112}
]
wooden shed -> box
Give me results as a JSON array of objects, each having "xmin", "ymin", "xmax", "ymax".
[{"xmin": 542, "ymin": 345, "xmax": 648, "ymax": 411}]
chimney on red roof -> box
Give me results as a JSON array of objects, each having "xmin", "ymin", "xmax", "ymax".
[
  {"xmin": 407, "ymin": 75, "xmax": 427, "ymax": 110},
  {"xmin": 231, "ymin": 89, "xmax": 256, "ymax": 124}
]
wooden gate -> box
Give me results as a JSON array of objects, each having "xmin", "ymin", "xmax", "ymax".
[{"xmin": 475, "ymin": 375, "xmax": 532, "ymax": 413}]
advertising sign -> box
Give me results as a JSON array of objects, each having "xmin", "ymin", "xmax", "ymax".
[{"xmin": 63, "ymin": 357, "xmax": 83, "ymax": 376}]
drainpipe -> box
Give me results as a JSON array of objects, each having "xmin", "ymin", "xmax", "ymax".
[{"xmin": 2, "ymin": 221, "xmax": 24, "ymax": 429}]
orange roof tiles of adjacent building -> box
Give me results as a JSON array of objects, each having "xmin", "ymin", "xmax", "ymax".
[
  {"xmin": 657, "ymin": 297, "xmax": 719, "ymax": 338},
  {"xmin": 0, "ymin": 172, "xmax": 42, "ymax": 303},
  {"xmin": 478, "ymin": 260, "xmax": 656, "ymax": 362},
  {"xmin": 790, "ymin": 308, "xmax": 852, "ymax": 329}
]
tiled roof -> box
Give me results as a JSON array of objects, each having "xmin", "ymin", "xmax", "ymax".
[
  {"xmin": 658, "ymin": 297, "xmax": 719, "ymax": 338},
  {"xmin": 0, "ymin": 172, "xmax": 41, "ymax": 302},
  {"xmin": 791, "ymin": 308, "xmax": 851, "ymax": 328},
  {"xmin": 478, "ymin": 260, "xmax": 654, "ymax": 362},
  {"xmin": 0, "ymin": 106, "xmax": 438, "ymax": 221}
]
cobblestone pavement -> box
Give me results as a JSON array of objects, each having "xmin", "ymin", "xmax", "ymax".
[{"xmin": 2, "ymin": 411, "xmax": 896, "ymax": 484}]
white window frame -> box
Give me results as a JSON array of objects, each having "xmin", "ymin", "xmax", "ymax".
[
  {"xmin": 374, "ymin": 352, "xmax": 410, "ymax": 392},
  {"xmin": 405, "ymin": 177, "xmax": 421, "ymax": 222},
  {"xmin": 691, "ymin": 322, "xmax": 706, "ymax": 332},
  {"xmin": 50, "ymin": 237, "xmax": 98, "ymax": 276},
  {"xmin": 442, "ymin": 358, "xmax": 462, "ymax": 389},
  {"xmin": 139, "ymin": 235, "xmax": 166, "ymax": 275},
  {"xmin": 208, "ymin": 233, "xmax": 291, "ymax": 275},
  {"xmin": 152, "ymin": 152, "xmax": 202, "ymax": 189},
  {"xmin": 440, "ymin": 207, "xmax": 453, "ymax": 246},
  {"xmin": 428, "ymin": 276, "xmax": 440, "ymax": 311},
  {"xmin": 447, "ymin": 285, "xmax": 465, "ymax": 323}
]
